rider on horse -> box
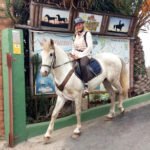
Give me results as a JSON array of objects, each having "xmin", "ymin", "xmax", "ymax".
[{"xmin": 70, "ymin": 17, "xmax": 93, "ymax": 95}]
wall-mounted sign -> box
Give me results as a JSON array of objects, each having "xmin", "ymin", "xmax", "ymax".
[
  {"xmin": 40, "ymin": 7, "xmax": 71, "ymax": 31},
  {"xmin": 12, "ymin": 30, "xmax": 21, "ymax": 54},
  {"xmin": 108, "ymin": 17, "xmax": 131, "ymax": 33},
  {"xmin": 30, "ymin": 2, "xmax": 135, "ymax": 37},
  {"xmin": 105, "ymin": 15, "xmax": 135, "ymax": 36},
  {"xmin": 78, "ymin": 12, "xmax": 103, "ymax": 33}
]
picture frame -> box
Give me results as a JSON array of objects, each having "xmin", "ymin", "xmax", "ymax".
[
  {"xmin": 106, "ymin": 15, "xmax": 134, "ymax": 36},
  {"xmin": 76, "ymin": 11, "xmax": 105, "ymax": 33},
  {"xmin": 38, "ymin": 4, "xmax": 72, "ymax": 31}
]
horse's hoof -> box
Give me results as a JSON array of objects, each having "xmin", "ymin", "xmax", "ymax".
[
  {"xmin": 105, "ymin": 114, "xmax": 115, "ymax": 121},
  {"xmin": 71, "ymin": 132, "xmax": 81, "ymax": 139},
  {"xmin": 120, "ymin": 108, "xmax": 125, "ymax": 114},
  {"xmin": 105, "ymin": 116, "xmax": 113, "ymax": 121},
  {"xmin": 43, "ymin": 136, "xmax": 51, "ymax": 144},
  {"xmin": 119, "ymin": 107, "xmax": 125, "ymax": 114}
]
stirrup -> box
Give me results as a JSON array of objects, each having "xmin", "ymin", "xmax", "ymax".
[
  {"xmin": 84, "ymin": 88, "xmax": 89, "ymax": 94},
  {"xmin": 82, "ymin": 86, "xmax": 89, "ymax": 97}
]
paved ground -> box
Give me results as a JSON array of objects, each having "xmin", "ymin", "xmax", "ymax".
[{"xmin": 1, "ymin": 102, "xmax": 150, "ymax": 150}]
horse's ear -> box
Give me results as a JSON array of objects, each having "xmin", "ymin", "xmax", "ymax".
[
  {"xmin": 40, "ymin": 38, "xmax": 47, "ymax": 46},
  {"xmin": 50, "ymin": 39, "xmax": 54, "ymax": 46},
  {"xmin": 43, "ymin": 38, "xmax": 47, "ymax": 42},
  {"xmin": 40, "ymin": 41, "xmax": 43, "ymax": 46}
]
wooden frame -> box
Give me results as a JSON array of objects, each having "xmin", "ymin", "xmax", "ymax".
[
  {"xmin": 30, "ymin": 2, "xmax": 41, "ymax": 27},
  {"xmin": 30, "ymin": 2, "xmax": 73, "ymax": 32},
  {"xmin": 105, "ymin": 15, "xmax": 135, "ymax": 36},
  {"xmin": 38, "ymin": 4, "xmax": 72, "ymax": 31},
  {"xmin": 74, "ymin": 11, "xmax": 105, "ymax": 34}
]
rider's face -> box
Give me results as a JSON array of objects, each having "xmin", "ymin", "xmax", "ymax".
[{"xmin": 75, "ymin": 23, "xmax": 84, "ymax": 32}]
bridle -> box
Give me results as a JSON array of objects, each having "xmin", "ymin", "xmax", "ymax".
[
  {"xmin": 41, "ymin": 49, "xmax": 76, "ymax": 70},
  {"xmin": 41, "ymin": 48, "xmax": 56, "ymax": 70},
  {"xmin": 40, "ymin": 46, "xmax": 76, "ymax": 92},
  {"xmin": 41, "ymin": 64, "xmax": 52, "ymax": 68}
]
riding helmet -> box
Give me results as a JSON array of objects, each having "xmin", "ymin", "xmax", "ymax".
[{"xmin": 74, "ymin": 17, "xmax": 85, "ymax": 26}]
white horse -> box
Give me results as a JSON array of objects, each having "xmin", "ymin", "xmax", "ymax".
[{"xmin": 40, "ymin": 39, "xmax": 129, "ymax": 142}]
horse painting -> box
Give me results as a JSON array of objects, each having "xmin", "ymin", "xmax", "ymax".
[
  {"xmin": 56, "ymin": 14, "xmax": 67, "ymax": 23},
  {"xmin": 113, "ymin": 20, "xmax": 125, "ymax": 31},
  {"xmin": 44, "ymin": 14, "xmax": 56, "ymax": 24},
  {"xmin": 40, "ymin": 39, "xmax": 129, "ymax": 143}
]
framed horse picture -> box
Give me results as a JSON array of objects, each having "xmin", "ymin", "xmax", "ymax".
[
  {"xmin": 106, "ymin": 15, "xmax": 134, "ymax": 36},
  {"xmin": 38, "ymin": 4, "xmax": 73, "ymax": 31},
  {"xmin": 76, "ymin": 11, "xmax": 105, "ymax": 33}
]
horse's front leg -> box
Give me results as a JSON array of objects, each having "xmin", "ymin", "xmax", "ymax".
[
  {"xmin": 44, "ymin": 96, "xmax": 65, "ymax": 142},
  {"xmin": 72, "ymin": 94, "xmax": 82, "ymax": 137}
]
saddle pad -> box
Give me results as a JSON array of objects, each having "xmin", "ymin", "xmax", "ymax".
[
  {"xmin": 89, "ymin": 58, "xmax": 102, "ymax": 75},
  {"xmin": 75, "ymin": 58, "xmax": 102, "ymax": 81}
]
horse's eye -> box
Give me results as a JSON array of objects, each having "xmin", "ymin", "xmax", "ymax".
[{"xmin": 50, "ymin": 53, "xmax": 53, "ymax": 57}]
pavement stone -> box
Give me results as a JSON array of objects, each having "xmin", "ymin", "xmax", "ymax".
[{"xmin": 1, "ymin": 101, "xmax": 150, "ymax": 150}]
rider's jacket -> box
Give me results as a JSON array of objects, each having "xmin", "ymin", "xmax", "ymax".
[{"xmin": 71, "ymin": 31, "xmax": 93, "ymax": 58}]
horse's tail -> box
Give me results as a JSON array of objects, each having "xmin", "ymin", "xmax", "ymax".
[{"xmin": 120, "ymin": 59, "xmax": 129, "ymax": 99}]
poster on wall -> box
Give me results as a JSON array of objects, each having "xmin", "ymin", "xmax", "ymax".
[
  {"xmin": 33, "ymin": 32, "xmax": 130, "ymax": 95},
  {"xmin": 33, "ymin": 32, "xmax": 73, "ymax": 95},
  {"xmin": 78, "ymin": 12, "xmax": 103, "ymax": 33}
]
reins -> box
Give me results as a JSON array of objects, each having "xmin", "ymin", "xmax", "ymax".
[
  {"xmin": 41, "ymin": 64, "xmax": 51, "ymax": 68},
  {"xmin": 41, "ymin": 58, "xmax": 77, "ymax": 69},
  {"xmin": 52, "ymin": 54, "xmax": 90, "ymax": 69},
  {"xmin": 53, "ymin": 59, "xmax": 76, "ymax": 69}
]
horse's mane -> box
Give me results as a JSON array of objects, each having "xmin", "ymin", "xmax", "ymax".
[{"xmin": 54, "ymin": 44, "xmax": 70, "ymax": 59}]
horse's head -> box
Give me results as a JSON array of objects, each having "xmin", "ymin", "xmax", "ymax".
[
  {"xmin": 40, "ymin": 39, "xmax": 55, "ymax": 77},
  {"xmin": 122, "ymin": 23, "xmax": 124, "ymax": 27}
]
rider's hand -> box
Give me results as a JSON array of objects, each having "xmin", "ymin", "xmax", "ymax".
[{"xmin": 69, "ymin": 53, "xmax": 78, "ymax": 60}]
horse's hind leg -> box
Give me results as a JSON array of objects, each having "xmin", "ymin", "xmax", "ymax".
[
  {"xmin": 103, "ymin": 79, "xmax": 116, "ymax": 119},
  {"xmin": 44, "ymin": 96, "xmax": 65, "ymax": 142},
  {"xmin": 112, "ymin": 81, "xmax": 125, "ymax": 113}
]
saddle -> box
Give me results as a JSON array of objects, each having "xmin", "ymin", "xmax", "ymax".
[{"xmin": 75, "ymin": 58, "xmax": 102, "ymax": 82}]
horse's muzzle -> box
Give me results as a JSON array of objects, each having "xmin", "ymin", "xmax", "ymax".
[{"xmin": 41, "ymin": 70, "xmax": 49, "ymax": 77}]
